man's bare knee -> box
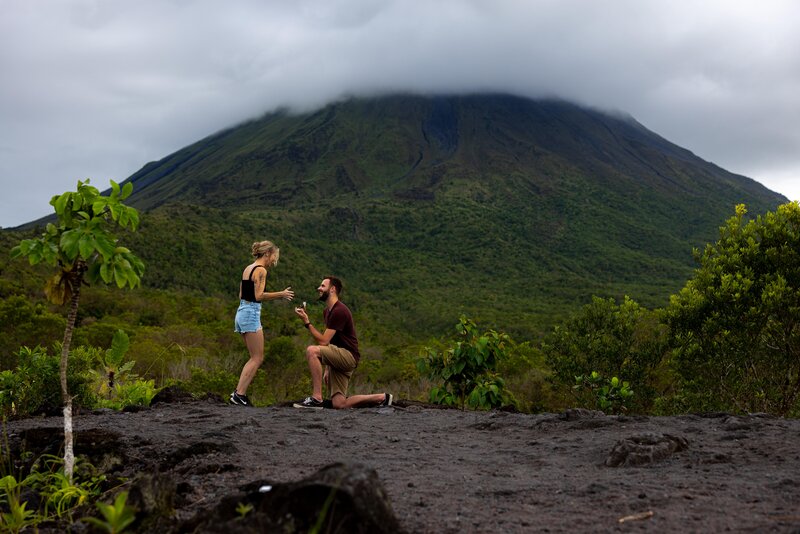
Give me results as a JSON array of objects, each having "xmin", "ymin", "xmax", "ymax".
[
  {"xmin": 305, "ymin": 346, "xmax": 321, "ymax": 361},
  {"xmin": 331, "ymin": 393, "xmax": 347, "ymax": 409}
]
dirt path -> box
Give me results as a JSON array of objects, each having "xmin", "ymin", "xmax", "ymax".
[{"xmin": 6, "ymin": 396, "xmax": 800, "ymax": 532}]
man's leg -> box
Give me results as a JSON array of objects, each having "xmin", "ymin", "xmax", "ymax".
[
  {"xmin": 305, "ymin": 345, "xmax": 325, "ymax": 402},
  {"xmin": 331, "ymin": 392, "xmax": 387, "ymax": 409}
]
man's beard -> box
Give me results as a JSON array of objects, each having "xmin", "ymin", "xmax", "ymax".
[{"xmin": 318, "ymin": 291, "xmax": 329, "ymax": 302}]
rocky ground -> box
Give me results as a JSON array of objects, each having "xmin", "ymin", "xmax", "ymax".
[{"xmin": 5, "ymin": 390, "xmax": 800, "ymax": 533}]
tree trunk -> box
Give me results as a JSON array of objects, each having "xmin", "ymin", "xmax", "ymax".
[{"xmin": 61, "ymin": 274, "xmax": 82, "ymax": 483}]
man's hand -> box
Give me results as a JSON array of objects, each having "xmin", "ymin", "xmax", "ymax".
[{"xmin": 294, "ymin": 306, "xmax": 309, "ymax": 324}]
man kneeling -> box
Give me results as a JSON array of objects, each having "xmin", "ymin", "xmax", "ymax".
[{"xmin": 293, "ymin": 276, "xmax": 392, "ymax": 409}]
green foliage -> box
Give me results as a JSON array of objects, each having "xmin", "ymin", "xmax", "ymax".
[
  {"xmin": 11, "ymin": 179, "xmax": 144, "ymax": 305},
  {"xmin": 92, "ymin": 330, "xmax": 137, "ymax": 398},
  {"xmin": 10, "ymin": 179, "xmax": 146, "ymax": 480},
  {"xmin": 497, "ymin": 342, "xmax": 560, "ymax": 413},
  {"xmin": 235, "ymin": 502, "xmax": 253, "ymax": 519},
  {"xmin": 99, "ymin": 380, "xmax": 158, "ymax": 410},
  {"xmin": 83, "ymin": 491, "xmax": 136, "ymax": 534},
  {"xmin": 0, "ymin": 337, "xmax": 157, "ymax": 416},
  {"xmin": 264, "ymin": 336, "xmax": 298, "ymax": 366},
  {"xmin": 418, "ymin": 317, "xmax": 511, "ymax": 410},
  {"xmin": 541, "ymin": 296, "xmax": 668, "ymax": 412},
  {"xmin": 666, "ymin": 202, "xmax": 800, "ymax": 415},
  {"xmin": 178, "ymin": 367, "xmax": 237, "ymax": 399},
  {"xmin": 0, "ymin": 149, "xmax": 789, "ymax": 418},
  {"xmin": 0, "ymin": 475, "xmax": 37, "ymax": 533},
  {"xmin": 0, "ymin": 372, "xmax": 18, "ymax": 418},
  {"xmin": 574, "ymin": 371, "xmax": 634, "ymax": 414},
  {"xmin": 96, "ymin": 94, "xmax": 785, "ymax": 346},
  {"xmin": 2, "ymin": 346, "xmax": 97, "ymax": 417},
  {"xmin": 0, "ymin": 296, "xmax": 65, "ymax": 369},
  {"xmin": 0, "ymin": 453, "xmax": 107, "ymax": 531}
]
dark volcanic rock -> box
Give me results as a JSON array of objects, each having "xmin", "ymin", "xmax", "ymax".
[
  {"xmin": 127, "ymin": 472, "xmax": 177, "ymax": 533},
  {"xmin": 7, "ymin": 401, "xmax": 800, "ymax": 532},
  {"xmin": 605, "ymin": 433, "xmax": 689, "ymax": 467},
  {"xmin": 184, "ymin": 463, "xmax": 402, "ymax": 534},
  {"xmin": 151, "ymin": 385, "xmax": 196, "ymax": 404}
]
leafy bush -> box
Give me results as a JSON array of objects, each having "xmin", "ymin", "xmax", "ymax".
[
  {"xmin": 418, "ymin": 316, "xmax": 512, "ymax": 410},
  {"xmin": 178, "ymin": 367, "xmax": 237, "ymax": 399},
  {"xmin": 573, "ymin": 371, "xmax": 634, "ymax": 414},
  {"xmin": 98, "ymin": 380, "xmax": 158, "ymax": 410},
  {"xmin": 264, "ymin": 336, "xmax": 299, "ymax": 366},
  {"xmin": 666, "ymin": 202, "xmax": 800, "ymax": 415},
  {"xmin": 541, "ymin": 296, "xmax": 667, "ymax": 412},
  {"xmin": 0, "ymin": 453, "xmax": 107, "ymax": 531},
  {"xmin": 83, "ymin": 491, "xmax": 136, "ymax": 534},
  {"xmin": 498, "ymin": 342, "xmax": 556, "ymax": 413},
  {"xmin": 0, "ymin": 296, "xmax": 65, "ymax": 369},
  {"xmin": 0, "ymin": 473, "xmax": 37, "ymax": 533},
  {"xmin": 93, "ymin": 330, "xmax": 137, "ymax": 398},
  {"xmin": 3, "ymin": 346, "xmax": 97, "ymax": 417}
]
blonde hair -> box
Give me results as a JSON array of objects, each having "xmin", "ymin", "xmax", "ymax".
[{"xmin": 251, "ymin": 240, "xmax": 280, "ymax": 266}]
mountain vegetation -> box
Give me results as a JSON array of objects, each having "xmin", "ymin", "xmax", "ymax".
[
  {"xmin": 3, "ymin": 93, "xmax": 791, "ymax": 414},
  {"xmin": 79, "ymin": 95, "xmax": 786, "ymax": 334}
]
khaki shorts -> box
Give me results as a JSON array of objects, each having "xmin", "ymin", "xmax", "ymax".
[{"xmin": 319, "ymin": 344, "xmax": 357, "ymax": 398}]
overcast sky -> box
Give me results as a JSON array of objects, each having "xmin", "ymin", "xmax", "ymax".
[{"xmin": 2, "ymin": 0, "xmax": 799, "ymax": 228}]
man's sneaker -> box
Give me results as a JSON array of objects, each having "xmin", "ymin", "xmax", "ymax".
[
  {"xmin": 229, "ymin": 391, "xmax": 252, "ymax": 406},
  {"xmin": 293, "ymin": 396, "xmax": 325, "ymax": 409},
  {"xmin": 379, "ymin": 393, "xmax": 393, "ymax": 407}
]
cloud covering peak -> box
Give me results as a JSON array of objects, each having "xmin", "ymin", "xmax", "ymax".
[{"xmin": 2, "ymin": 0, "xmax": 799, "ymax": 227}]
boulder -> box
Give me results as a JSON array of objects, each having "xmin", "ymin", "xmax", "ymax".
[
  {"xmin": 605, "ymin": 433, "xmax": 689, "ymax": 467},
  {"xmin": 185, "ymin": 463, "xmax": 402, "ymax": 533}
]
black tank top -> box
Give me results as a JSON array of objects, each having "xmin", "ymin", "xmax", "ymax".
[{"xmin": 240, "ymin": 265, "xmax": 265, "ymax": 303}]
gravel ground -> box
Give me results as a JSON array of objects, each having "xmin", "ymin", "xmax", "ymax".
[{"xmin": 6, "ymin": 395, "xmax": 800, "ymax": 533}]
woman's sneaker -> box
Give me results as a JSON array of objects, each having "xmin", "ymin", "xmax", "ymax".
[
  {"xmin": 379, "ymin": 393, "xmax": 393, "ymax": 407},
  {"xmin": 293, "ymin": 396, "xmax": 325, "ymax": 409},
  {"xmin": 229, "ymin": 391, "xmax": 252, "ymax": 406}
]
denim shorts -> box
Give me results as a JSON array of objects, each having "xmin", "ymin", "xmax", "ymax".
[{"xmin": 234, "ymin": 300, "xmax": 262, "ymax": 333}]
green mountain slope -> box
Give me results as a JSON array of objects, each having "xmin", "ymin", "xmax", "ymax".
[{"xmin": 14, "ymin": 94, "xmax": 787, "ymax": 341}]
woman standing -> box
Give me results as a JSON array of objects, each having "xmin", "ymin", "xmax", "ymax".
[{"xmin": 230, "ymin": 240, "xmax": 294, "ymax": 406}]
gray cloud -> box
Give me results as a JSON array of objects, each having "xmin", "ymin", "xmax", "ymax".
[{"xmin": 2, "ymin": 0, "xmax": 799, "ymax": 228}]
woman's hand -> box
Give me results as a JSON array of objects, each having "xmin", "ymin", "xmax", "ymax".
[{"xmin": 281, "ymin": 287, "xmax": 294, "ymax": 301}]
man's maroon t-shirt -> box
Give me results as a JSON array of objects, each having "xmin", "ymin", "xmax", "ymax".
[{"xmin": 323, "ymin": 301, "xmax": 360, "ymax": 363}]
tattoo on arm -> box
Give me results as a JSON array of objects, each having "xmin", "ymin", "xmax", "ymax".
[{"xmin": 257, "ymin": 270, "xmax": 266, "ymax": 297}]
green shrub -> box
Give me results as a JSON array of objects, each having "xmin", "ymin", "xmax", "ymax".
[
  {"xmin": 0, "ymin": 452, "xmax": 107, "ymax": 531},
  {"xmin": 418, "ymin": 316, "xmax": 512, "ymax": 410},
  {"xmin": 541, "ymin": 296, "xmax": 667, "ymax": 412},
  {"xmin": 498, "ymin": 342, "xmax": 558, "ymax": 413},
  {"xmin": 264, "ymin": 336, "xmax": 298, "ymax": 366},
  {"xmin": 83, "ymin": 491, "xmax": 136, "ymax": 534},
  {"xmin": 179, "ymin": 367, "xmax": 237, "ymax": 398},
  {"xmin": 0, "ymin": 296, "xmax": 65, "ymax": 370},
  {"xmin": 6, "ymin": 346, "xmax": 97, "ymax": 417},
  {"xmin": 666, "ymin": 202, "xmax": 800, "ymax": 415},
  {"xmin": 98, "ymin": 380, "xmax": 159, "ymax": 410},
  {"xmin": 574, "ymin": 371, "xmax": 634, "ymax": 414}
]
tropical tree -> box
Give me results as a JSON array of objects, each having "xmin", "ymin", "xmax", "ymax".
[
  {"xmin": 11, "ymin": 179, "xmax": 144, "ymax": 480},
  {"xmin": 666, "ymin": 202, "xmax": 800, "ymax": 415}
]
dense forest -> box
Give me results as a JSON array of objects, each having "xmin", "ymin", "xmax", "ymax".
[{"xmin": 3, "ymin": 198, "xmax": 799, "ymax": 418}]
